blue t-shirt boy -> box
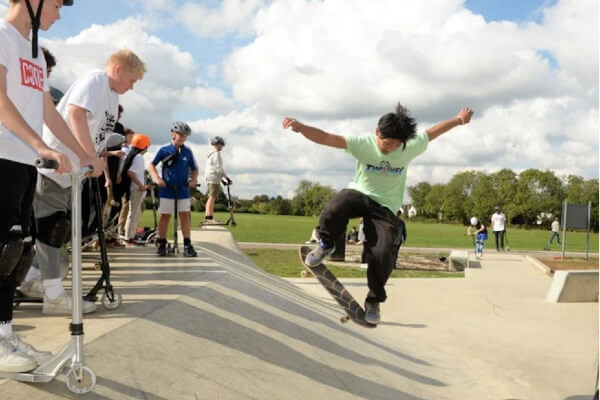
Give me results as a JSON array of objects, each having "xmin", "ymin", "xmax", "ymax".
[{"xmin": 151, "ymin": 143, "xmax": 197, "ymax": 199}]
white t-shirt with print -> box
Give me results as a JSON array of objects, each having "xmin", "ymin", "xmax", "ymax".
[
  {"xmin": 204, "ymin": 150, "xmax": 224, "ymax": 184},
  {"xmin": 491, "ymin": 212, "xmax": 506, "ymax": 232},
  {"xmin": 129, "ymin": 153, "xmax": 146, "ymax": 192},
  {"xmin": 41, "ymin": 70, "xmax": 119, "ymax": 187},
  {"xmin": 0, "ymin": 21, "xmax": 48, "ymax": 166}
]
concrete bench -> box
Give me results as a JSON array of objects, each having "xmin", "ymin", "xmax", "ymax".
[
  {"xmin": 449, "ymin": 250, "xmax": 469, "ymax": 271},
  {"xmin": 546, "ymin": 270, "xmax": 599, "ymax": 303}
]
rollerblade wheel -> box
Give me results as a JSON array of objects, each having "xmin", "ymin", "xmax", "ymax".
[
  {"xmin": 300, "ymin": 270, "xmax": 307, "ymax": 278},
  {"xmin": 340, "ymin": 316, "xmax": 350, "ymax": 324},
  {"xmin": 66, "ymin": 365, "xmax": 96, "ymax": 394},
  {"xmin": 101, "ymin": 292, "xmax": 122, "ymax": 310}
]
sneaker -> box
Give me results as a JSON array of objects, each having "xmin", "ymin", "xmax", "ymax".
[
  {"xmin": 157, "ymin": 239, "xmax": 167, "ymax": 257},
  {"xmin": 5, "ymin": 334, "xmax": 52, "ymax": 365},
  {"xmin": 304, "ymin": 242, "xmax": 335, "ymax": 267},
  {"xmin": 18, "ymin": 277, "xmax": 44, "ymax": 298},
  {"xmin": 0, "ymin": 337, "xmax": 36, "ymax": 372},
  {"xmin": 364, "ymin": 301, "xmax": 381, "ymax": 325},
  {"xmin": 43, "ymin": 293, "xmax": 97, "ymax": 315},
  {"xmin": 183, "ymin": 244, "xmax": 197, "ymax": 257}
]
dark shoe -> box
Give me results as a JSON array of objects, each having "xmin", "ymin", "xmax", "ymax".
[
  {"xmin": 157, "ymin": 239, "xmax": 167, "ymax": 257},
  {"xmin": 183, "ymin": 244, "xmax": 197, "ymax": 257},
  {"xmin": 364, "ymin": 301, "xmax": 380, "ymax": 325}
]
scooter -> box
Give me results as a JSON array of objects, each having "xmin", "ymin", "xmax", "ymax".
[
  {"xmin": 0, "ymin": 160, "xmax": 97, "ymax": 394},
  {"xmin": 166, "ymin": 184, "xmax": 179, "ymax": 255},
  {"xmin": 200, "ymin": 178, "xmax": 237, "ymax": 227}
]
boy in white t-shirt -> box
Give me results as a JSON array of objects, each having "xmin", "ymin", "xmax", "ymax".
[
  {"xmin": 491, "ymin": 205, "xmax": 507, "ymax": 251},
  {"xmin": 283, "ymin": 104, "xmax": 473, "ymax": 324},
  {"xmin": 204, "ymin": 136, "xmax": 231, "ymax": 223},
  {"xmin": 121, "ymin": 134, "xmax": 151, "ymax": 242},
  {"xmin": 0, "ymin": 0, "xmax": 104, "ymax": 373},
  {"xmin": 31, "ymin": 49, "xmax": 145, "ymax": 316}
]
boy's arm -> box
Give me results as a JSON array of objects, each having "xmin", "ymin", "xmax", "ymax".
[
  {"xmin": 43, "ymin": 92, "xmax": 104, "ymax": 175},
  {"xmin": 282, "ymin": 118, "xmax": 346, "ymax": 149},
  {"xmin": 425, "ymin": 108, "xmax": 474, "ymax": 142},
  {"xmin": 147, "ymin": 162, "xmax": 165, "ymax": 186},
  {"xmin": 0, "ymin": 66, "xmax": 71, "ymax": 173}
]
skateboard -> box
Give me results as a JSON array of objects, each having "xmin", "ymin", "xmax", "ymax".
[{"xmin": 298, "ymin": 246, "xmax": 376, "ymax": 328}]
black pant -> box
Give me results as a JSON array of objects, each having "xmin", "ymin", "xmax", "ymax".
[
  {"xmin": 0, "ymin": 159, "xmax": 37, "ymax": 322},
  {"xmin": 317, "ymin": 189, "xmax": 401, "ymax": 303},
  {"xmin": 494, "ymin": 230, "xmax": 505, "ymax": 250}
]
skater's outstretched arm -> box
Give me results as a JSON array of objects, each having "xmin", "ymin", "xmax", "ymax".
[
  {"xmin": 282, "ymin": 117, "xmax": 346, "ymax": 149},
  {"xmin": 426, "ymin": 108, "xmax": 474, "ymax": 142}
]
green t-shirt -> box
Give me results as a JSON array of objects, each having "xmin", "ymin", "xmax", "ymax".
[{"xmin": 345, "ymin": 131, "xmax": 429, "ymax": 213}]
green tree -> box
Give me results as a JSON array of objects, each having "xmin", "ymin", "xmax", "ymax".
[
  {"xmin": 443, "ymin": 171, "xmax": 484, "ymax": 223},
  {"xmin": 470, "ymin": 175, "xmax": 496, "ymax": 223},
  {"xmin": 423, "ymin": 184, "xmax": 446, "ymax": 219},
  {"xmin": 291, "ymin": 180, "xmax": 336, "ymax": 216},
  {"xmin": 488, "ymin": 169, "xmax": 517, "ymax": 216},
  {"xmin": 407, "ymin": 182, "xmax": 431, "ymax": 215},
  {"xmin": 512, "ymin": 169, "xmax": 564, "ymax": 226}
]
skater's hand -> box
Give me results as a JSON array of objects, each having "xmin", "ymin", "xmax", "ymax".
[
  {"xmin": 156, "ymin": 178, "xmax": 166, "ymax": 187},
  {"xmin": 456, "ymin": 108, "xmax": 474, "ymax": 125},
  {"xmin": 81, "ymin": 156, "xmax": 105, "ymax": 178},
  {"xmin": 137, "ymin": 183, "xmax": 147, "ymax": 192},
  {"xmin": 116, "ymin": 175, "xmax": 122, "ymax": 184},
  {"xmin": 105, "ymin": 177, "xmax": 112, "ymax": 188},
  {"xmin": 37, "ymin": 148, "xmax": 72, "ymax": 174},
  {"xmin": 189, "ymin": 178, "xmax": 197, "ymax": 188},
  {"xmin": 282, "ymin": 117, "xmax": 303, "ymax": 132},
  {"xmin": 110, "ymin": 150, "xmax": 126, "ymax": 159}
]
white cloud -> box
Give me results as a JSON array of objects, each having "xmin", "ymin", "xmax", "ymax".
[{"xmin": 176, "ymin": 0, "xmax": 264, "ymax": 39}]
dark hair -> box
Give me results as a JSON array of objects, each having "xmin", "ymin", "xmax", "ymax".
[
  {"xmin": 120, "ymin": 147, "xmax": 144, "ymax": 200},
  {"xmin": 118, "ymin": 104, "xmax": 124, "ymax": 114},
  {"xmin": 377, "ymin": 103, "xmax": 417, "ymax": 150},
  {"xmin": 41, "ymin": 47, "xmax": 56, "ymax": 69}
]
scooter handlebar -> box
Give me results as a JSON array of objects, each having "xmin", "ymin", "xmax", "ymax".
[{"xmin": 34, "ymin": 158, "xmax": 59, "ymax": 169}]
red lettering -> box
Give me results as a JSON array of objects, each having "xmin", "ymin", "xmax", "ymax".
[{"xmin": 19, "ymin": 58, "xmax": 44, "ymax": 92}]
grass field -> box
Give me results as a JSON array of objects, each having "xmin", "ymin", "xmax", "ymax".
[
  {"xmin": 139, "ymin": 210, "xmax": 599, "ymax": 252},
  {"xmin": 242, "ymin": 248, "xmax": 464, "ymax": 278}
]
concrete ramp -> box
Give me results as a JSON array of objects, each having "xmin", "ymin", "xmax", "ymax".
[{"xmin": 0, "ymin": 228, "xmax": 596, "ymax": 399}]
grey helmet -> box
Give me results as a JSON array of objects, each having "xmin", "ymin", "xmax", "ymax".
[
  {"xmin": 171, "ymin": 121, "xmax": 191, "ymax": 136},
  {"xmin": 211, "ymin": 136, "xmax": 225, "ymax": 146}
]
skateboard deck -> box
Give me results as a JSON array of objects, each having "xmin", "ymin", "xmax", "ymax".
[{"xmin": 299, "ymin": 246, "xmax": 376, "ymax": 328}]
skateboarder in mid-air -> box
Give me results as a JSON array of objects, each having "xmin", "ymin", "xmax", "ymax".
[{"xmin": 283, "ymin": 104, "xmax": 473, "ymax": 324}]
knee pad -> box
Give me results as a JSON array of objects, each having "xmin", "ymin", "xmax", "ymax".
[
  {"xmin": 0, "ymin": 228, "xmax": 24, "ymax": 280},
  {"xmin": 36, "ymin": 211, "xmax": 71, "ymax": 248},
  {"xmin": 12, "ymin": 237, "xmax": 34, "ymax": 285}
]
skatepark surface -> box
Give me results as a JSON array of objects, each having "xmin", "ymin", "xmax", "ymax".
[{"xmin": 0, "ymin": 226, "xmax": 597, "ymax": 399}]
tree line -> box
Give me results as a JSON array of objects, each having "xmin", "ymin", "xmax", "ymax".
[
  {"xmin": 407, "ymin": 169, "xmax": 598, "ymax": 231},
  {"xmin": 145, "ymin": 169, "xmax": 598, "ymax": 231}
]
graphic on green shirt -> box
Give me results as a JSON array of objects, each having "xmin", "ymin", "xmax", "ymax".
[{"xmin": 344, "ymin": 131, "xmax": 429, "ymax": 213}]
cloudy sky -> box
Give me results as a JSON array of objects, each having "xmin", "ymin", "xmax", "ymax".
[{"xmin": 2, "ymin": 0, "xmax": 597, "ymax": 200}]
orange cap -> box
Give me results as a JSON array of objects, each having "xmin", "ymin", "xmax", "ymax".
[{"xmin": 132, "ymin": 133, "xmax": 151, "ymax": 149}]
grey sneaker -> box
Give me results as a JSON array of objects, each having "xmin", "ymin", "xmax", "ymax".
[
  {"xmin": 304, "ymin": 243, "xmax": 335, "ymax": 267},
  {"xmin": 43, "ymin": 293, "xmax": 97, "ymax": 315},
  {"xmin": 0, "ymin": 336, "xmax": 36, "ymax": 372},
  {"xmin": 18, "ymin": 277, "xmax": 44, "ymax": 298},
  {"xmin": 364, "ymin": 301, "xmax": 381, "ymax": 325},
  {"xmin": 6, "ymin": 334, "xmax": 52, "ymax": 365}
]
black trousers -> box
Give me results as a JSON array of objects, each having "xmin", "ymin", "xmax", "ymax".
[
  {"xmin": 317, "ymin": 189, "xmax": 401, "ymax": 303},
  {"xmin": 494, "ymin": 230, "xmax": 505, "ymax": 250},
  {"xmin": 0, "ymin": 159, "xmax": 37, "ymax": 322}
]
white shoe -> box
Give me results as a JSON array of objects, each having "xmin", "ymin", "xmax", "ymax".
[
  {"xmin": 18, "ymin": 277, "xmax": 44, "ymax": 298},
  {"xmin": 5, "ymin": 334, "xmax": 52, "ymax": 365},
  {"xmin": 43, "ymin": 293, "xmax": 97, "ymax": 315},
  {"xmin": 0, "ymin": 336, "xmax": 36, "ymax": 372}
]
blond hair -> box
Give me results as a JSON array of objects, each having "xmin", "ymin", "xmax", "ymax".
[{"xmin": 106, "ymin": 49, "xmax": 146, "ymax": 79}]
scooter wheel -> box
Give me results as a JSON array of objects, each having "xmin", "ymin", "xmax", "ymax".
[
  {"xmin": 341, "ymin": 316, "xmax": 350, "ymax": 324},
  {"xmin": 300, "ymin": 270, "xmax": 307, "ymax": 278},
  {"xmin": 66, "ymin": 365, "xmax": 96, "ymax": 394},
  {"xmin": 101, "ymin": 292, "xmax": 122, "ymax": 310}
]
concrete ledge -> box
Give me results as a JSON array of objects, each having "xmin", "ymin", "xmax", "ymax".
[
  {"xmin": 525, "ymin": 255, "xmax": 553, "ymax": 276},
  {"xmin": 449, "ymin": 250, "xmax": 469, "ymax": 271},
  {"xmin": 546, "ymin": 270, "xmax": 599, "ymax": 303}
]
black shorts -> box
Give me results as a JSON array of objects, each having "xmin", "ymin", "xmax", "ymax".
[{"xmin": 0, "ymin": 159, "xmax": 37, "ymax": 240}]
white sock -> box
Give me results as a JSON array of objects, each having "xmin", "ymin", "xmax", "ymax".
[
  {"xmin": 23, "ymin": 267, "xmax": 41, "ymax": 283},
  {"xmin": 43, "ymin": 278, "xmax": 65, "ymax": 300},
  {"xmin": 0, "ymin": 322, "xmax": 12, "ymax": 337}
]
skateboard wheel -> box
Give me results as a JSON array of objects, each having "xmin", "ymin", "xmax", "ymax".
[{"xmin": 300, "ymin": 270, "xmax": 307, "ymax": 278}]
